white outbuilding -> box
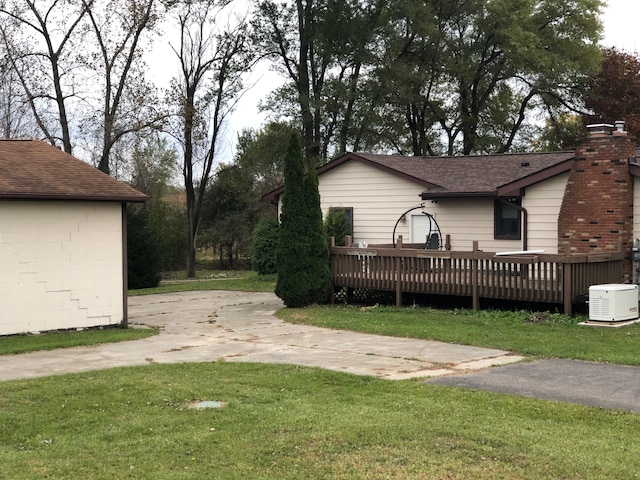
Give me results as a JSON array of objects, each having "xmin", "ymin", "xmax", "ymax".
[{"xmin": 0, "ymin": 140, "xmax": 147, "ymax": 335}]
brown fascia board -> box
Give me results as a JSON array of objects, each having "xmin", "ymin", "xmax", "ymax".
[
  {"xmin": 421, "ymin": 191, "xmax": 496, "ymax": 200},
  {"xmin": 0, "ymin": 193, "xmax": 148, "ymax": 202},
  {"xmin": 495, "ymin": 158, "xmax": 574, "ymax": 197},
  {"xmin": 628, "ymin": 157, "xmax": 640, "ymax": 177},
  {"xmin": 261, "ymin": 185, "xmax": 284, "ymax": 204},
  {"xmin": 262, "ymin": 152, "xmax": 439, "ymax": 204},
  {"xmin": 421, "ymin": 191, "xmax": 525, "ymax": 200}
]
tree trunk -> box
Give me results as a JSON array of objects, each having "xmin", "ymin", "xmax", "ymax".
[
  {"xmin": 186, "ymin": 222, "xmax": 197, "ymax": 277},
  {"xmin": 184, "ymin": 87, "xmax": 197, "ymax": 278}
]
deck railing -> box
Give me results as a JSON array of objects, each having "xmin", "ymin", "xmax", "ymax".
[{"xmin": 330, "ymin": 237, "xmax": 625, "ymax": 315}]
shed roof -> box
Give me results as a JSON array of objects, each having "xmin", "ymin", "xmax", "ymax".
[
  {"xmin": 262, "ymin": 150, "xmax": 575, "ymax": 203},
  {"xmin": 0, "ymin": 139, "xmax": 147, "ymax": 202}
]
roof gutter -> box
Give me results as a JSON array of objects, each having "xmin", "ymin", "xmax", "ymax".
[
  {"xmin": 628, "ymin": 157, "xmax": 640, "ymax": 177},
  {"xmin": 421, "ymin": 192, "xmax": 496, "ymax": 200}
]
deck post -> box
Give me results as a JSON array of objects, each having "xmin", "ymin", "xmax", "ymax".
[
  {"xmin": 472, "ymin": 241, "xmax": 479, "ymax": 311},
  {"xmin": 326, "ymin": 240, "xmax": 623, "ymax": 312},
  {"xmin": 396, "ymin": 235, "xmax": 403, "ymax": 306},
  {"xmin": 329, "ymin": 237, "xmax": 336, "ymax": 305},
  {"xmin": 562, "ymin": 244, "xmax": 573, "ymax": 315}
]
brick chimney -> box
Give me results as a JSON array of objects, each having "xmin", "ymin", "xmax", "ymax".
[{"xmin": 557, "ymin": 122, "xmax": 636, "ymax": 279}]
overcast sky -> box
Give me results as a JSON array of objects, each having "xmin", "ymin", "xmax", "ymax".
[{"xmin": 602, "ymin": 0, "xmax": 640, "ymax": 51}]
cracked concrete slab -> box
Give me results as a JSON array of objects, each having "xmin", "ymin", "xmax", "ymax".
[{"xmin": 0, "ymin": 291, "xmax": 521, "ymax": 382}]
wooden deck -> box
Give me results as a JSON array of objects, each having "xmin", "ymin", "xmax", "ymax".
[{"xmin": 330, "ymin": 239, "xmax": 625, "ymax": 315}]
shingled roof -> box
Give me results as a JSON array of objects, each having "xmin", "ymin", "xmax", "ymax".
[
  {"xmin": 351, "ymin": 152, "xmax": 575, "ymax": 198},
  {"xmin": 0, "ymin": 139, "xmax": 147, "ymax": 202},
  {"xmin": 262, "ymin": 150, "xmax": 576, "ymax": 203}
]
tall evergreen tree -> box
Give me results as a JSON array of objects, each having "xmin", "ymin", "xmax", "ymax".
[
  {"xmin": 301, "ymin": 157, "xmax": 331, "ymax": 303},
  {"xmin": 275, "ymin": 134, "xmax": 330, "ymax": 307}
]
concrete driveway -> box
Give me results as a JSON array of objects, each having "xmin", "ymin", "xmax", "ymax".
[{"xmin": 0, "ymin": 291, "xmax": 521, "ymax": 382}]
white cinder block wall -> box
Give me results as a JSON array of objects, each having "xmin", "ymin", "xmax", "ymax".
[{"xmin": 0, "ymin": 201, "xmax": 124, "ymax": 335}]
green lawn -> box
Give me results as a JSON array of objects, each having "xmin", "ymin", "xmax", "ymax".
[
  {"xmin": 1, "ymin": 362, "xmax": 640, "ymax": 479},
  {"xmin": 129, "ymin": 271, "xmax": 277, "ymax": 296},
  {"xmin": 3, "ymin": 276, "xmax": 640, "ymax": 478},
  {"xmin": 277, "ymin": 305, "xmax": 640, "ymax": 366},
  {"xmin": 0, "ymin": 327, "xmax": 156, "ymax": 356}
]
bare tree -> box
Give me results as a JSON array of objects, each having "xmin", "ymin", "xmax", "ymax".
[
  {"xmin": 83, "ymin": 0, "xmax": 166, "ymax": 174},
  {"xmin": 0, "ymin": 0, "xmax": 91, "ymax": 153},
  {"xmin": 168, "ymin": 0, "xmax": 253, "ymax": 277},
  {"xmin": 253, "ymin": 0, "xmax": 327, "ymax": 163},
  {"xmin": 0, "ymin": 24, "xmax": 36, "ymax": 138}
]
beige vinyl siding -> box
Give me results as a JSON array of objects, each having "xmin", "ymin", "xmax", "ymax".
[
  {"xmin": 522, "ymin": 172, "xmax": 568, "ymax": 254},
  {"xmin": 318, "ymin": 161, "xmax": 425, "ymax": 245},
  {"xmin": 424, "ymin": 199, "xmax": 513, "ymax": 252},
  {"xmin": 429, "ymin": 174, "xmax": 568, "ymax": 253},
  {"xmin": 0, "ymin": 201, "xmax": 123, "ymax": 335},
  {"xmin": 317, "ymin": 161, "xmax": 517, "ymax": 250},
  {"xmin": 298, "ymin": 159, "xmax": 568, "ymax": 252},
  {"xmin": 634, "ymin": 177, "xmax": 640, "ymax": 243}
]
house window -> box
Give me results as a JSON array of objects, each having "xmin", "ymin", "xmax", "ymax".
[
  {"xmin": 494, "ymin": 199, "xmax": 521, "ymax": 240},
  {"xmin": 328, "ymin": 207, "xmax": 353, "ymax": 235}
]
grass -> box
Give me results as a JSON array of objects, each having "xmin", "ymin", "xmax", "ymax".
[
  {"xmin": 277, "ymin": 305, "xmax": 640, "ymax": 366},
  {"xmin": 4, "ymin": 275, "xmax": 640, "ymax": 477},
  {"xmin": 0, "ymin": 327, "xmax": 156, "ymax": 356},
  {"xmin": 1, "ymin": 362, "xmax": 640, "ymax": 479},
  {"xmin": 129, "ymin": 271, "xmax": 277, "ymax": 296}
]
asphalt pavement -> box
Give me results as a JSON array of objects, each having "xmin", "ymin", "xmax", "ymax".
[
  {"xmin": 2, "ymin": 291, "xmax": 639, "ymax": 413},
  {"xmin": 428, "ymin": 359, "xmax": 640, "ymax": 413}
]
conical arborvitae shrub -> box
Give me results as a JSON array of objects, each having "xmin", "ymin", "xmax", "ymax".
[
  {"xmin": 275, "ymin": 134, "xmax": 331, "ymax": 307},
  {"xmin": 300, "ymin": 156, "xmax": 331, "ymax": 304},
  {"xmin": 324, "ymin": 208, "xmax": 350, "ymax": 246}
]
